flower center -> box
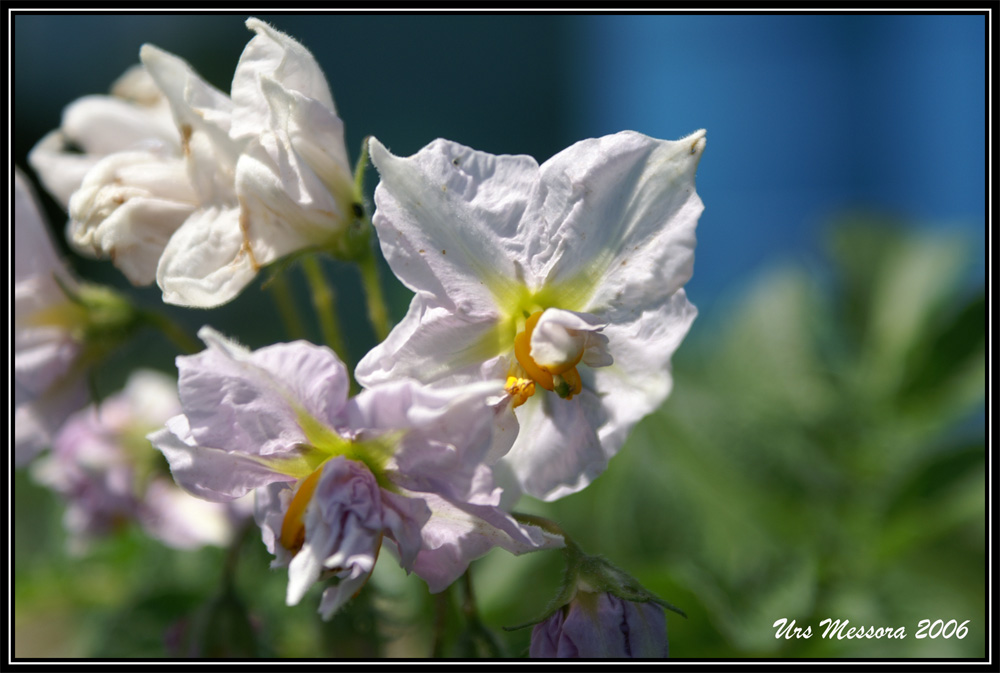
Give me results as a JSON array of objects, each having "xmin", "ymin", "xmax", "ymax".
[{"xmin": 507, "ymin": 310, "xmax": 584, "ymax": 406}]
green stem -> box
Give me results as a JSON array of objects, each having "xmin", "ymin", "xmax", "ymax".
[
  {"xmin": 357, "ymin": 247, "xmax": 391, "ymax": 342},
  {"xmin": 351, "ymin": 136, "xmax": 391, "ymax": 342},
  {"xmin": 266, "ymin": 271, "xmax": 307, "ymax": 341},
  {"xmin": 460, "ymin": 570, "xmax": 478, "ymax": 623},
  {"xmin": 354, "ymin": 135, "xmax": 371, "ymax": 198},
  {"xmin": 301, "ymin": 255, "xmax": 350, "ymax": 368},
  {"xmin": 142, "ymin": 310, "xmax": 200, "ymax": 355},
  {"xmin": 431, "ymin": 590, "xmax": 450, "ymax": 658},
  {"xmin": 222, "ymin": 518, "xmax": 255, "ymax": 587}
]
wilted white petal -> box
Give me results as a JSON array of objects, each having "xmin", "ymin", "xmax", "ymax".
[
  {"xmin": 234, "ymin": 80, "xmax": 353, "ymax": 264},
  {"xmin": 61, "ymin": 93, "xmax": 178, "ymax": 157},
  {"xmin": 155, "ymin": 206, "xmax": 256, "ymax": 307},
  {"xmin": 29, "ymin": 131, "xmax": 104, "ymax": 208},
  {"xmin": 28, "ymin": 81, "xmax": 178, "ymax": 209},
  {"xmin": 140, "ymin": 43, "xmax": 240, "ymax": 203},
  {"xmin": 232, "ymin": 17, "xmax": 336, "ymax": 139},
  {"xmin": 286, "ymin": 457, "xmax": 382, "ymax": 611},
  {"xmin": 67, "ymin": 152, "xmax": 197, "ymax": 284}
]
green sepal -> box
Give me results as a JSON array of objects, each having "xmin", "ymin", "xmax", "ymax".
[{"xmin": 504, "ymin": 522, "xmax": 685, "ymax": 632}]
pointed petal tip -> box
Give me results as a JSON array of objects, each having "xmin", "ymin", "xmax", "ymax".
[
  {"xmin": 367, "ymin": 136, "xmax": 391, "ymax": 167},
  {"xmin": 195, "ymin": 325, "xmax": 228, "ymax": 349},
  {"xmin": 138, "ymin": 43, "xmax": 164, "ymax": 64},
  {"xmin": 684, "ymin": 128, "xmax": 707, "ymax": 156},
  {"xmin": 245, "ymin": 16, "xmax": 278, "ymax": 38}
]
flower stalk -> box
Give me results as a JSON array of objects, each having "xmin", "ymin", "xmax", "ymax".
[
  {"xmin": 357, "ymin": 247, "xmax": 391, "ymax": 342},
  {"xmin": 265, "ymin": 270, "xmax": 308, "ymax": 341},
  {"xmin": 301, "ymin": 255, "xmax": 350, "ymax": 372}
]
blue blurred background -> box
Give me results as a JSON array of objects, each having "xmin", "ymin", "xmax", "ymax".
[
  {"xmin": 13, "ymin": 13, "xmax": 988, "ymax": 659},
  {"xmin": 14, "ymin": 13, "xmax": 986, "ymax": 318}
]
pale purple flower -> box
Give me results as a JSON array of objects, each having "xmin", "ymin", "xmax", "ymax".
[
  {"xmin": 32, "ymin": 369, "xmax": 246, "ymax": 554},
  {"xmin": 355, "ymin": 131, "xmax": 705, "ymax": 501},
  {"xmin": 14, "ymin": 168, "xmax": 88, "ymax": 465},
  {"xmin": 530, "ymin": 593, "xmax": 668, "ymax": 659},
  {"xmin": 151, "ymin": 327, "xmax": 560, "ymax": 619}
]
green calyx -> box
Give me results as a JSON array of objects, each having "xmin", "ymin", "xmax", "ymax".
[
  {"xmin": 504, "ymin": 515, "xmax": 685, "ymax": 631},
  {"xmin": 75, "ymin": 284, "xmax": 144, "ymax": 342},
  {"xmin": 264, "ymin": 406, "xmax": 399, "ymax": 492},
  {"xmin": 27, "ymin": 279, "xmax": 147, "ymax": 367},
  {"xmin": 29, "ymin": 279, "xmax": 142, "ymax": 346}
]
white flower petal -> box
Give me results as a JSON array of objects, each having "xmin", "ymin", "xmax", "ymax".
[
  {"xmin": 232, "ymin": 18, "xmax": 336, "ymax": 139},
  {"xmin": 60, "ymin": 93, "xmax": 178, "ymax": 156},
  {"xmin": 348, "ymin": 378, "xmax": 503, "ymax": 502},
  {"xmin": 254, "ymin": 481, "xmax": 294, "ymax": 561},
  {"xmin": 591, "ymin": 290, "xmax": 698, "ymax": 453},
  {"xmin": 109, "ymin": 63, "xmax": 166, "ymax": 105},
  {"xmin": 410, "ymin": 490, "xmax": 563, "ymax": 593},
  {"xmin": 529, "ymin": 308, "xmax": 610, "ymax": 372},
  {"xmin": 14, "ymin": 170, "xmax": 70, "ymax": 287},
  {"xmin": 501, "ymin": 387, "xmax": 610, "ymax": 501},
  {"xmin": 378, "ymin": 488, "xmax": 432, "ymax": 572},
  {"xmin": 67, "ymin": 151, "xmax": 197, "ymax": 284},
  {"xmin": 368, "ymin": 136, "xmax": 540, "ymax": 313},
  {"xmin": 28, "ymin": 131, "xmax": 104, "ymax": 209},
  {"xmin": 151, "ymin": 415, "xmax": 293, "ymax": 502},
  {"xmin": 176, "ymin": 331, "xmax": 349, "ymax": 458},
  {"xmin": 356, "ymin": 295, "xmax": 504, "ymax": 386},
  {"xmin": 141, "ymin": 479, "xmax": 237, "ymax": 549},
  {"xmin": 155, "ymin": 206, "xmax": 257, "ymax": 307},
  {"xmin": 140, "ymin": 43, "xmax": 241, "ymax": 202},
  {"xmin": 536, "ymin": 130, "xmax": 705, "ymax": 317},
  {"xmin": 234, "ymin": 80, "xmax": 352, "ymax": 262}
]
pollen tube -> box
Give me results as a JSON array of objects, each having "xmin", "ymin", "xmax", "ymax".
[{"xmin": 280, "ymin": 466, "xmax": 323, "ymax": 554}]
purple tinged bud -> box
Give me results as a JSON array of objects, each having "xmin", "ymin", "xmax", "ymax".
[{"xmin": 530, "ymin": 592, "xmax": 668, "ymax": 659}]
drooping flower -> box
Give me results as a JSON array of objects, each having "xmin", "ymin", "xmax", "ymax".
[
  {"xmin": 32, "ymin": 369, "xmax": 248, "ymax": 554},
  {"xmin": 530, "ymin": 592, "xmax": 668, "ymax": 659},
  {"xmin": 150, "ymin": 327, "xmax": 560, "ymax": 619},
  {"xmin": 355, "ymin": 131, "xmax": 705, "ymax": 501},
  {"xmin": 147, "ymin": 18, "xmax": 359, "ymax": 307},
  {"xmin": 30, "ymin": 18, "xmax": 359, "ymax": 307}
]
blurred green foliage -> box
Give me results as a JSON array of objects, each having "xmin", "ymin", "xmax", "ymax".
[{"xmin": 13, "ymin": 217, "xmax": 986, "ymax": 659}]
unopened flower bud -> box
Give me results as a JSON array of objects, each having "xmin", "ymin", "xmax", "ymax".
[{"xmin": 530, "ymin": 591, "xmax": 668, "ymax": 658}]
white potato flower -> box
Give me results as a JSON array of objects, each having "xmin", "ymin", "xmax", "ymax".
[
  {"xmin": 356, "ymin": 131, "xmax": 705, "ymax": 501},
  {"xmin": 30, "ymin": 18, "xmax": 358, "ymax": 307}
]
